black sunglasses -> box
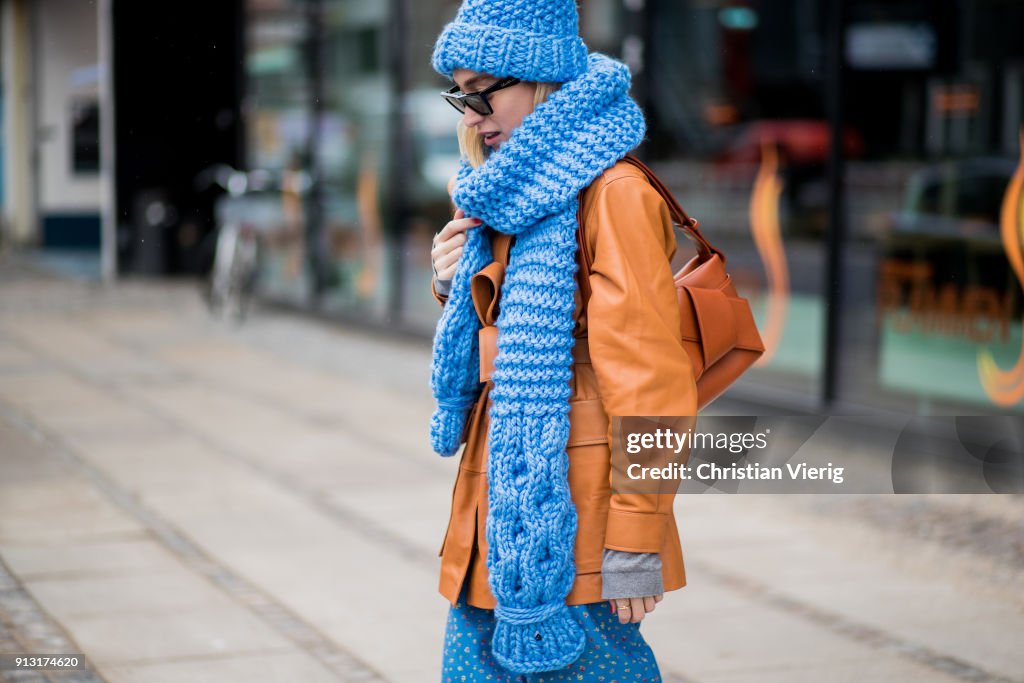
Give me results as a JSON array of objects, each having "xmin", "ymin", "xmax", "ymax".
[{"xmin": 441, "ymin": 77, "xmax": 522, "ymax": 116}]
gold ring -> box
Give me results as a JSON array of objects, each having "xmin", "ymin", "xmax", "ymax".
[{"xmin": 617, "ymin": 602, "xmax": 631, "ymax": 610}]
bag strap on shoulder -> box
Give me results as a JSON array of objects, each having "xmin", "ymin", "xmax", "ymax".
[
  {"xmin": 575, "ymin": 154, "xmax": 723, "ymax": 299},
  {"xmin": 575, "ymin": 198, "xmax": 595, "ymax": 304},
  {"xmin": 497, "ymin": 153, "xmax": 719, "ymax": 304},
  {"xmin": 619, "ymin": 155, "xmax": 717, "ymax": 261}
]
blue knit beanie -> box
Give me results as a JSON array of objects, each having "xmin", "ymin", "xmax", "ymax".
[{"xmin": 432, "ymin": 0, "xmax": 588, "ymax": 83}]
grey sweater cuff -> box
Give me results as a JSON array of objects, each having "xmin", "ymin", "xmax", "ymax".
[
  {"xmin": 433, "ymin": 275, "xmax": 452, "ymax": 297},
  {"xmin": 600, "ymin": 548, "xmax": 663, "ymax": 600}
]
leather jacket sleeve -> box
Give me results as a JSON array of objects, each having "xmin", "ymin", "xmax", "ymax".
[{"xmin": 583, "ymin": 170, "xmax": 699, "ymax": 553}]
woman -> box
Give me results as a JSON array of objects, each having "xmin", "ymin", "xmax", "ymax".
[{"xmin": 428, "ymin": 0, "xmax": 698, "ymax": 679}]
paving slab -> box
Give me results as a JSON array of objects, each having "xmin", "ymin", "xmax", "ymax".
[
  {"xmin": 102, "ymin": 651, "xmax": 341, "ymax": 683},
  {"xmin": 59, "ymin": 609, "xmax": 292, "ymax": 665},
  {"xmin": 645, "ymin": 603, "xmax": 886, "ymax": 679},
  {"xmin": 0, "ymin": 480, "xmax": 146, "ymax": 544},
  {"xmin": 1, "ymin": 266, "xmax": 1022, "ymax": 683},
  {"xmin": 22, "ymin": 567, "xmax": 241, "ymax": 618},
  {"xmin": 0, "ymin": 539, "xmax": 184, "ymax": 581},
  {"xmin": 691, "ymin": 655, "xmax": 964, "ymax": 683}
]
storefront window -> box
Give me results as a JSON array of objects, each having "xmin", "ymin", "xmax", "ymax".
[
  {"xmin": 316, "ymin": 0, "xmax": 394, "ymax": 320},
  {"xmin": 240, "ymin": 0, "xmax": 1024, "ymax": 414},
  {"xmin": 244, "ymin": 0, "xmax": 314, "ymax": 304},
  {"xmin": 399, "ymin": 0, "xmax": 464, "ymax": 331},
  {"xmin": 840, "ymin": 0, "xmax": 1024, "ymax": 413},
  {"xmin": 637, "ymin": 0, "xmax": 832, "ymax": 401}
]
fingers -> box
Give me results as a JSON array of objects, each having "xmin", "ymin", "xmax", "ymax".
[
  {"xmin": 615, "ymin": 598, "xmax": 641, "ymax": 624},
  {"xmin": 431, "ymin": 231, "xmax": 467, "ymax": 259},
  {"xmin": 431, "ymin": 212, "xmax": 480, "ymax": 280},
  {"xmin": 436, "ymin": 216, "xmax": 480, "ymax": 243},
  {"xmin": 430, "ymin": 231, "xmax": 467, "ymax": 278},
  {"xmin": 434, "ymin": 246, "xmax": 464, "ymax": 280},
  {"xmin": 613, "ymin": 598, "xmax": 636, "ymax": 624},
  {"xmin": 613, "ymin": 596, "xmax": 661, "ymax": 625},
  {"xmin": 631, "ymin": 597, "xmax": 646, "ymax": 623}
]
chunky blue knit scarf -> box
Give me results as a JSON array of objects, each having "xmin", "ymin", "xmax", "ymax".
[{"xmin": 430, "ymin": 53, "xmax": 645, "ymax": 674}]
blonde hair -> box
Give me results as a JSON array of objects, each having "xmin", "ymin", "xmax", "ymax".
[{"xmin": 457, "ymin": 82, "xmax": 561, "ymax": 168}]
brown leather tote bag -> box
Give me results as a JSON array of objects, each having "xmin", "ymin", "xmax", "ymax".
[{"xmin": 576, "ymin": 154, "xmax": 765, "ymax": 410}]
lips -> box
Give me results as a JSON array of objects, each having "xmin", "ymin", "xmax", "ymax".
[{"xmin": 482, "ymin": 131, "xmax": 501, "ymax": 145}]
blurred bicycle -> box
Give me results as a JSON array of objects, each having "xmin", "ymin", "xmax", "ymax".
[{"xmin": 194, "ymin": 164, "xmax": 282, "ymax": 322}]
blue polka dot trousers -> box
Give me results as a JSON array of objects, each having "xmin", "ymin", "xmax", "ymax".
[{"xmin": 441, "ymin": 585, "xmax": 662, "ymax": 682}]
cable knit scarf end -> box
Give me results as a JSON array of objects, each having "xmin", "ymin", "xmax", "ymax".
[{"xmin": 429, "ymin": 53, "xmax": 646, "ymax": 674}]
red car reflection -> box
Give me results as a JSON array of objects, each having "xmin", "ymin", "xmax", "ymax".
[{"xmin": 714, "ymin": 119, "xmax": 864, "ymax": 166}]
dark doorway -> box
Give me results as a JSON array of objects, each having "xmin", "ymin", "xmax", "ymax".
[{"xmin": 113, "ymin": 0, "xmax": 244, "ymax": 275}]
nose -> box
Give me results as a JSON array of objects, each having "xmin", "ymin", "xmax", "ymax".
[{"xmin": 462, "ymin": 107, "xmax": 485, "ymax": 128}]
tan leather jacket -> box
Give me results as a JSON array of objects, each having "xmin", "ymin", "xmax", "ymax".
[{"xmin": 432, "ymin": 159, "xmax": 698, "ymax": 608}]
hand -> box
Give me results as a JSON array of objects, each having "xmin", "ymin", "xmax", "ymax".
[
  {"xmin": 431, "ymin": 208, "xmax": 481, "ymax": 281},
  {"xmin": 610, "ymin": 593, "xmax": 663, "ymax": 624}
]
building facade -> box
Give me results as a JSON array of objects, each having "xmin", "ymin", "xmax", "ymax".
[
  {"xmin": 240, "ymin": 0, "xmax": 1024, "ymax": 414},
  {"xmin": 1, "ymin": 0, "xmax": 105, "ymax": 255},
  {"xmin": 0, "ymin": 0, "xmax": 242, "ymax": 279},
  {"xmin": 3, "ymin": 0, "xmax": 1022, "ymax": 415}
]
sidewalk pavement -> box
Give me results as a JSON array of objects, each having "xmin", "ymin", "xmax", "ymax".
[{"xmin": 0, "ymin": 257, "xmax": 1022, "ymax": 683}]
